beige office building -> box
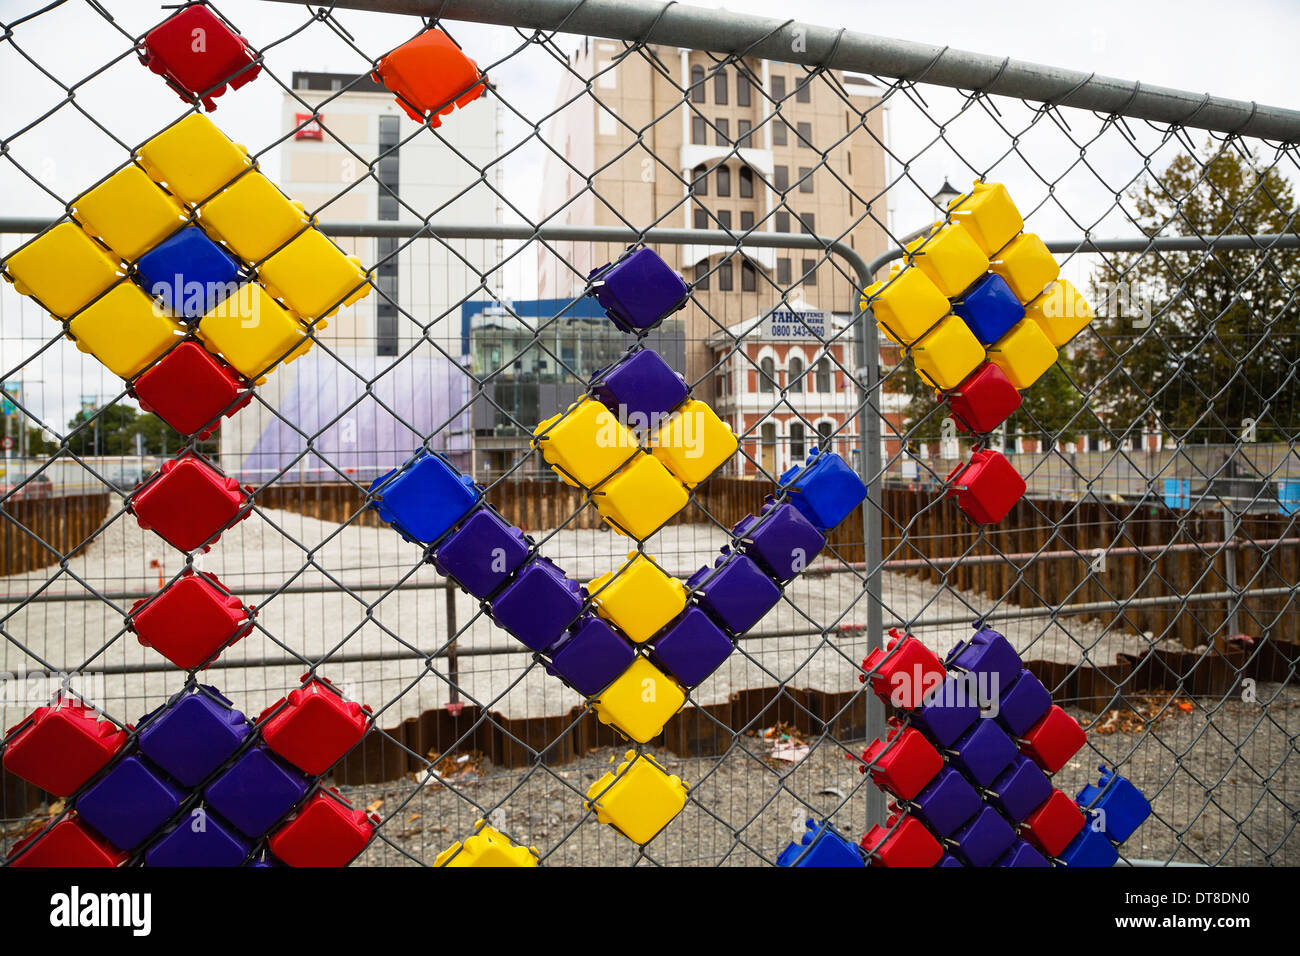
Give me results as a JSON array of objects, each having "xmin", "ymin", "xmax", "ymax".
[{"xmin": 537, "ymin": 41, "xmax": 891, "ymax": 403}]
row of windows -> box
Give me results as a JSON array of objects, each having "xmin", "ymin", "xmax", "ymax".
[
  {"xmin": 758, "ymin": 420, "xmax": 834, "ymax": 460},
  {"xmin": 688, "ymin": 65, "xmax": 811, "ymax": 107},
  {"xmin": 776, "ymin": 210, "xmax": 814, "ymax": 234},
  {"xmin": 776, "ymin": 257, "xmax": 818, "ymax": 286},
  {"xmin": 691, "ymin": 251, "xmax": 821, "ymax": 289},
  {"xmin": 773, "ymin": 165, "xmax": 814, "ymax": 193},
  {"xmin": 758, "ymin": 356, "xmax": 834, "ymax": 393},
  {"xmin": 691, "ymin": 207, "xmax": 755, "ymax": 231},
  {"xmin": 692, "ymin": 163, "xmax": 814, "ymax": 197},
  {"xmin": 689, "ymin": 206, "xmax": 815, "ymax": 236},
  {"xmin": 689, "ymin": 116, "xmax": 813, "ymax": 148},
  {"xmin": 692, "ymin": 163, "xmax": 753, "ymax": 197},
  {"xmin": 692, "ymin": 257, "xmax": 756, "ymax": 292},
  {"xmin": 690, "ymin": 65, "xmax": 753, "ymax": 106}
]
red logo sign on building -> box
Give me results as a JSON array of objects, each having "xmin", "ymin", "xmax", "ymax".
[{"xmin": 294, "ymin": 113, "xmax": 323, "ymax": 140}]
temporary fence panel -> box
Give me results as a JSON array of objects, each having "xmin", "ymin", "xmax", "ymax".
[{"xmin": 0, "ymin": 0, "xmax": 1297, "ymax": 866}]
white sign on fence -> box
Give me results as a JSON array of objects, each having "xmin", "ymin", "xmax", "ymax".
[{"xmin": 763, "ymin": 308, "xmax": 829, "ymax": 339}]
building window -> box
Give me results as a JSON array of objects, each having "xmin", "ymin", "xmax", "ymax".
[
  {"xmin": 800, "ymin": 212, "xmax": 815, "ymax": 235},
  {"xmin": 802, "ymin": 258, "xmax": 817, "ymax": 285},
  {"xmin": 742, "ymin": 260, "xmax": 756, "ymax": 291},
  {"xmin": 694, "ymin": 164, "xmax": 713, "ymax": 197},
  {"xmin": 693, "ymin": 261, "xmax": 710, "ymax": 290},
  {"xmin": 790, "ymin": 422, "xmax": 806, "ymax": 459},
  {"xmin": 740, "ymin": 210, "xmax": 754, "ymax": 230},
  {"xmin": 376, "ymin": 236, "xmax": 399, "ymax": 269},
  {"xmin": 774, "ymin": 165, "xmax": 789, "ymax": 193},
  {"xmin": 376, "ymin": 116, "xmax": 401, "ymax": 357},
  {"xmin": 760, "ymin": 356, "xmax": 776, "ymax": 392},
  {"xmin": 772, "ymin": 120, "xmax": 788, "ymax": 146},
  {"xmin": 714, "ymin": 69, "xmax": 728, "ymax": 104},
  {"xmin": 777, "ymin": 257, "xmax": 791, "ymax": 284},
  {"xmin": 796, "ymin": 121, "xmax": 812, "ymax": 147},
  {"xmin": 789, "ymin": 357, "xmax": 804, "ymax": 393},
  {"xmin": 377, "ymin": 304, "xmax": 399, "ymax": 356},
  {"xmin": 717, "ymin": 165, "xmax": 731, "ymax": 196},
  {"xmin": 718, "ymin": 209, "xmax": 732, "ymax": 229},
  {"xmin": 715, "ymin": 118, "xmax": 729, "ymax": 146},
  {"xmin": 817, "ymin": 420, "xmax": 833, "ymax": 451},
  {"xmin": 775, "ymin": 211, "xmax": 790, "ymax": 233},
  {"xmin": 816, "ymin": 358, "xmax": 831, "ymax": 392},
  {"xmin": 691, "ymin": 64, "xmax": 705, "ymax": 102},
  {"xmin": 692, "ymin": 163, "xmax": 708, "ymax": 196},
  {"xmin": 718, "ymin": 258, "xmax": 734, "ymax": 291},
  {"xmin": 375, "ymin": 268, "xmax": 398, "ymax": 302},
  {"xmin": 798, "ymin": 166, "xmax": 814, "ymax": 193},
  {"xmin": 693, "ymin": 206, "xmax": 708, "ymax": 230},
  {"xmin": 796, "ymin": 76, "xmax": 811, "ymax": 102},
  {"xmin": 737, "ymin": 119, "xmax": 752, "ymax": 147},
  {"xmin": 692, "ymin": 115, "xmax": 707, "ymax": 144},
  {"xmin": 772, "ymin": 75, "xmax": 786, "ymax": 100},
  {"xmin": 738, "ymin": 71, "xmax": 751, "ymax": 106},
  {"xmin": 739, "ymin": 165, "xmax": 754, "ymax": 198}
]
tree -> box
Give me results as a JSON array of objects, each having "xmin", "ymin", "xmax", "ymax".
[
  {"xmin": 25, "ymin": 425, "xmax": 57, "ymax": 457},
  {"xmin": 58, "ymin": 403, "xmax": 214, "ymax": 457},
  {"xmin": 895, "ymin": 344, "xmax": 1097, "ymax": 450},
  {"xmin": 1081, "ymin": 142, "xmax": 1300, "ymax": 445}
]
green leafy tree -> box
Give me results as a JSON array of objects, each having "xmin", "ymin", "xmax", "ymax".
[
  {"xmin": 897, "ymin": 346, "xmax": 1096, "ymax": 449},
  {"xmin": 1082, "ymin": 142, "xmax": 1300, "ymax": 444},
  {"xmin": 24, "ymin": 425, "xmax": 58, "ymax": 457},
  {"xmin": 59, "ymin": 404, "xmax": 213, "ymax": 456}
]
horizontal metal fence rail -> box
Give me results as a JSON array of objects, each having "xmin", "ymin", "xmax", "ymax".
[{"xmin": 286, "ymin": 0, "xmax": 1300, "ymax": 141}]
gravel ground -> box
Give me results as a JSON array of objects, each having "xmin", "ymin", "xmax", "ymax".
[{"xmin": 340, "ymin": 682, "xmax": 1300, "ymax": 867}]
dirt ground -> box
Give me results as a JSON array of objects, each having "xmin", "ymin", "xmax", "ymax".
[
  {"xmin": 3, "ymin": 505, "xmax": 1294, "ymax": 866},
  {"xmin": 340, "ymin": 682, "xmax": 1300, "ymax": 867}
]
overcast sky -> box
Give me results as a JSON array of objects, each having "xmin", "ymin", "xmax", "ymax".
[{"xmin": 1, "ymin": 0, "xmax": 1296, "ymax": 434}]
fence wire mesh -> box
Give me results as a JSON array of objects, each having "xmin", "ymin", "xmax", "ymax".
[{"xmin": 0, "ymin": 0, "xmax": 1297, "ymax": 866}]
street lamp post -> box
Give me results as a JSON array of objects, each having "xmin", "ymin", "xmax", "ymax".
[
  {"xmin": 930, "ymin": 177, "xmax": 961, "ymax": 212},
  {"xmin": 898, "ymin": 177, "xmax": 965, "ymax": 245}
]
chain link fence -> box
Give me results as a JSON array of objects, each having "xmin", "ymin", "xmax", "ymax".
[{"xmin": 0, "ymin": 0, "xmax": 1297, "ymax": 866}]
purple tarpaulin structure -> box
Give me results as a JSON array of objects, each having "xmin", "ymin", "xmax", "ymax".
[{"xmin": 238, "ymin": 351, "xmax": 473, "ymax": 484}]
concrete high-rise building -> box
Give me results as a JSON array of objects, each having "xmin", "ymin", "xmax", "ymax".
[
  {"xmin": 220, "ymin": 71, "xmax": 502, "ymax": 481},
  {"xmin": 537, "ymin": 42, "xmax": 891, "ymax": 405}
]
